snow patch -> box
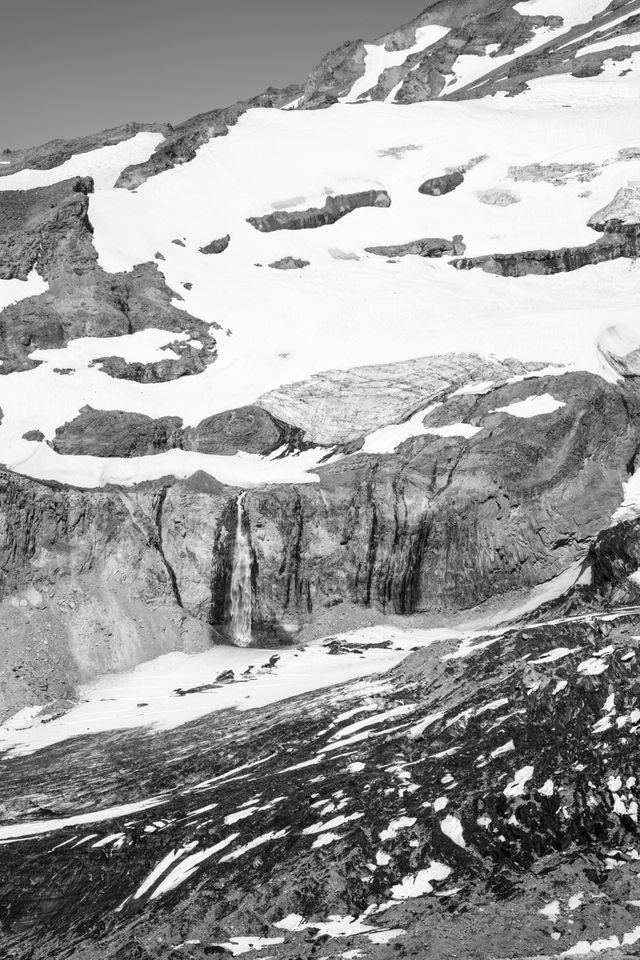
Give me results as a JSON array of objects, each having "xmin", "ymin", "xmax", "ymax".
[{"xmin": 493, "ymin": 394, "xmax": 566, "ymax": 418}]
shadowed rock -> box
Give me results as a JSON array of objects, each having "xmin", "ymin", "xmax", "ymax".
[
  {"xmin": 418, "ymin": 171, "xmax": 464, "ymax": 196},
  {"xmin": 92, "ymin": 339, "xmax": 216, "ymax": 384},
  {"xmin": 453, "ymin": 188, "xmax": 640, "ymax": 276},
  {"xmin": 452, "ymin": 229, "xmax": 639, "ymax": 276},
  {"xmin": 49, "ymin": 404, "xmax": 305, "ymax": 459},
  {"xmin": 268, "ymin": 256, "xmax": 310, "ymax": 270},
  {"xmin": 199, "ymin": 234, "xmax": 231, "ymax": 255},
  {"xmin": 366, "ymin": 235, "xmax": 465, "ymax": 258},
  {"xmin": 51, "ymin": 407, "xmax": 184, "ymax": 458},
  {"xmin": 247, "ymin": 190, "xmax": 391, "ymax": 232},
  {"xmin": 0, "ymin": 176, "xmax": 219, "ymax": 375}
]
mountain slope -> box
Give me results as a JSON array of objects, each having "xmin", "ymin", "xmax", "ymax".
[{"xmin": 0, "ymin": 1, "xmax": 640, "ymax": 956}]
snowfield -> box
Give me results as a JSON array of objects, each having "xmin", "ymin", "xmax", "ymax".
[
  {"xmin": 0, "ymin": 132, "xmax": 164, "ymax": 191},
  {"xmin": 0, "ymin": 66, "xmax": 637, "ymax": 495}
]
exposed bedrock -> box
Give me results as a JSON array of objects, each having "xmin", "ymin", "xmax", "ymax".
[
  {"xmin": 0, "ymin": 176, "xmax": 218, "ymax": 375},
  {"xmin": 0, "ymin": 473, "xmax": 212, "ymax": 720},
  {"xmin": 49, "ymin": 404, "xmax": 305, "ymax": 458},
  {"xmin": 0, "ymin": 175, "xmax": 94, "ymax": 282},
  {"xmin": 199, "ymin": 234, "xmax": 230, "ymax": 255},
  {"xmin": 365, "ymin": 235, "xmax": 465, "ymax": 258},
  {"xmin": 247, "ymin": 189, "xmax": 391, "ymax": 232},
  {"xmin": 0, "ymin": 122, "xmax": 169, "ymax": 179},
  {"xmin": 452, "ymin": 187, "xmax": 640, "ymax": 276},
  {"xmin": 453, "ymin": 226, "xmax": 639, "ymax": 276},
  {"xmin": 51, "ymin": 407, "xmax": 184, "ymax": 458},
  {"xmin": 92, "ymin": 338, "xmax": 217, "ymax": 384},
  {"xmin": 4, "ymin": 370, "xmax": 638, "ymax": 717},
  {"xmin": 589, "ymin": 182, "xmax": 640, "ymax": 231},
  {"xmin": 217, "ymin": 373, "xmax": 640, "ymax": 635},
  {"xmin": 268, "ymin": 256, "xmax": 310, "ymax": 270},
  {"xmin": 298, "ymin": 0, "xmax": 563, "ymax": 107},
  {"xmin": 418, "ymin": 170, "xmax": 464, "ymax": 196}
]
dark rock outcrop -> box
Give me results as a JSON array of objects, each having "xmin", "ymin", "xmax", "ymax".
[
  {"xmin": 247, "ymin": 190, "xmax": 391, "ymax": 232},
  {"xmin": 268, "ymin": 256, "xmax": 310, "ymax": 270},
  {"xmin": 184, "ymin": 405, "xmax": 304, "ymax": 456},
  {"xmin": 92, "ymin": 339, "xmax": 216, "ymax": 384},
  {"xmin": 418, "ymin": 170, "xmax": 464, "ymax": 196},
  {"xmin": 51, "ymin": 407, "xmax": 184, "ymax": 458},
  {"xmin": 0, "ymin": 175, "xmax": 94, "ymax": 281},
  {"xmin": 1, "ymin": 370, "xmax": 639, "ymax": 714},
  {"xmin": 0, "ymin": 122, "xmax": 169, "ymax": 179},
  {"xmin": 452, "ymin": 227, "xmax": 639, "ymax": 276},
  {"xmin": 4, "ymin": 599, "xmax": 640, "ymax": 959},
  {"xmin": 199, "ymin": 234, "xmax": 231, "ymax": 255},
  {"xmin": 366, "ymin": 235, "xmax": 465, "ymax": 258},
  {"xmin": 453, "ymin": 188, "xmax": 640, "ymax": 276},
  {"xmin": 49, "ymin": 404, "xmax": 305, "ymax": 459},
  {"xmin": 0, "ymin": 176, "xmax": 218, "ymax": 374}
]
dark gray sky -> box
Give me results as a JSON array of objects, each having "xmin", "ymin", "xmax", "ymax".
[{"xmin": 1, "ymin": 0, "xmax": 424, "ymax": 150}]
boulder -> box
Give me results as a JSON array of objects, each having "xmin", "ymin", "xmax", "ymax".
[
  {"xmin": 199, "ymin": 234, "xmax": 231, "ymax": 255},
  {"xmin": 418, "ymin": 171, "xmax": 464, "ymax": 196},
  {"xmin": 268, "ymin": 256, "xmax": 310, "ymax": 270}
]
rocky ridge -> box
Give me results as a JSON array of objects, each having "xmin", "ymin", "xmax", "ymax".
[{"xmin": 0, "ymin": 175, "xmax": 218, "ymax": 376}]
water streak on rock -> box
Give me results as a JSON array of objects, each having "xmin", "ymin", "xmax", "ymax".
[{"xmin": 229, "ymin": 492, "xmax": 252, "ymax": 646}]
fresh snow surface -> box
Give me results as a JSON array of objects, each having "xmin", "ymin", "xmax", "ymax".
[
  {"xmin": 0, "ymin": 625, "xmax": 458, "ymax": 756},
  {"xmin": 343, "ymin": 25, "xmax": 450, "ymax": 102},
  {"xmin": 0, "ymin": 330, "xmax": 337, "ymax": 488},
  {"xmin": 2, "ymin": 71, "xmax": 640, "ymax": 490},
  {"xmin": 451, "ymin": 379, "xmax": 495, "ymax": 396},
  {"xmin": 88, "ymin": 91, "xmax": 640, "ymax": 385},
  {"xmin": 362, "ymin": 405, "xmax": 439, "ymax": 453},
  {"xmin": 426, "ymin": 422, "xmax": 482, "ymax": 438},
  {"xmin": 612, "ymin": 469, "xmax": 640, "ymax": 522},
  {"xmin": 493, "ymin": 394, "xmax": 566, "ymax": 417},
  {"xmin": 0, "ymin": 269, "xmax": 48, "ymax": 312},
  {"xmin": 0, "ymin": 132, "xmax": 164, "ymax": 191},
  {"xmin": 439, "ymin": 814, "xmax": 466, "ymax": 848},
  {"xmin": 391, "ymin": 862, "xmax": 452, "ymax": 899},
  {"xmin": 8, "ymin": 442, "xmax": 330, "ymax": 490},
  {"xmin": 504, "ymin": 765, "xmax": 535, "ymax": 797},
  {"xmin": 213, "ymin": 938, "xmax": 285, "ymax": 956}
]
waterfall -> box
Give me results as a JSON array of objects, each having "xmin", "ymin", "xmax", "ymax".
[{"xmin": 228, "ymin": 492, "xmax": 252, "ymax": 646}]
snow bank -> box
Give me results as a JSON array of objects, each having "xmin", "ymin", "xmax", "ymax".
[{"xmin": 0, "ymin": 132, "xmax": 164, "ymax": 192}]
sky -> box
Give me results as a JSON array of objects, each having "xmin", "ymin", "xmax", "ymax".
[{"xmin": 0, "ymin": 0, "xmax": 424, "ymax": 150}]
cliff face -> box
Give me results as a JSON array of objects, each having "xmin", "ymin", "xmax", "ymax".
[
  {"xmin": 0, "ymin": 473, "xmax": 210, "ymax": 719},
  {"xmin": 3, "ymin": 3, "xmax": 640, "ymax": 957},
  {"xmin": 2, "ymin": 370, "xmax": 637, "ymax": 717}
]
